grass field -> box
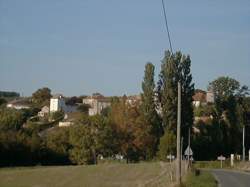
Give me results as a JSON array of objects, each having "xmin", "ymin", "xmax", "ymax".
[{"xmin": 0, "ymin": 162, "xmax": 174, "ymax": 187}]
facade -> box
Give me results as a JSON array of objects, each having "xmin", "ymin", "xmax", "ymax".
[
  {"xmin": 193, "ymin": 90, "xmax": 207, "ymax": 107},
  {"xmin": 206, "ymin": 90, "xmax": 215, "ymax": 103},
  {"xmin": 82, "ymin": 95, "xmax": 111, "ymax": 116},
  {"xmin": 50, "ymin": 94, "xmax": 77, "ymax": 113},
  {"xmin": 38, "ymin": 106, "xmax": 50, "ymax": 117},
  {"xmin": 193, "ymin": 89, "xmax": 214, "ymax": 107}
]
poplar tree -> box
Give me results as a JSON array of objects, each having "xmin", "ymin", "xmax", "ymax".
[
  {"xmin": 141, "ymin": 62, "xmax": 163, "ymax": 158},
  {"xmin": 157, "ymin": 50, "xmax": 194, "ymax": 135}
]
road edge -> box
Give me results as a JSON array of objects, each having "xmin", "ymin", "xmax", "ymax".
[{"xmin": 211, "ymin": 171, "xmax": 221, "ymax": 187}]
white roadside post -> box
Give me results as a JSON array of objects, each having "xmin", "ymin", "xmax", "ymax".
[
  {"xmin": 167, "ymin": 154, "xmax": 175, "ymax": 182},
  {"xmin": 230, "ymin": 154, "xmax": 234, "ymax": 167},
  {"xmin": 218, "ymin": 155, "xmax": 226, "ymax": 169}
]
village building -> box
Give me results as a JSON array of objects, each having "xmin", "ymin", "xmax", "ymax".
[
  {"xmin": 193, "ymin": 89, "xmax": 207, "ymax": 107},
  {"xmin": 38, "ymin": 106, "xmax": 50, "ymax": 117},
  {"xmin": 7, "ymin": 99, "xmax": 31, "ymax": 110},
  {"xmin": 50, "ymin": 94, "xmax": 77, "ymax": 113},
  {"xmin": 82, "ymin": 94, "xmax": 111, "ymax": 116},
  {"xmin": 126, "ymin": 95, "xmax": 141, "ymax": 106}
]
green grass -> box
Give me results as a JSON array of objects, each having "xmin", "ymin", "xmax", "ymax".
[
  {"xmin": 181, "ymin": 169, "xmax": 217, "ymax": 187},
  {"xmin": 193, "ymin": 161, "xmax": 232, "ymax": 169},
  {"xmin": 0, "ymin": 162, "xmax": 174, "ymax": 187}
]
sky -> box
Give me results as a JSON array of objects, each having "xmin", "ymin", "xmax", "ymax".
[{"xmin": 0, "ymin": 0, "xmax": 249, "ymax": 96}]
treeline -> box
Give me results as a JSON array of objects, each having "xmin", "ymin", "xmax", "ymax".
[
  {"xmin": 192, "ymin": 77, "xmax": 250, "ymax": 160},
  {"xmin": 0, "ymin": 99, "xmax": 159, "ymax": 166},
  {"xmin": 0, "ymin": 91, "xmax": 20, "ymax": 98}
]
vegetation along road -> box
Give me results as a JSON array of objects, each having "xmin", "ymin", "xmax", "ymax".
[{"xmin": 211, "ymin": 170, "xmax": 250, "ymax": 187}]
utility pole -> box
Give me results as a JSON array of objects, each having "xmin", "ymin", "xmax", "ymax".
[
  {"xmin": 176, "ymin": 82, "xmax": 181, "ymax": 184},
  {"xmin": 243, "ymin": 125, "xmax": 245, "ymax": 161},
  {"xmin": 188, "ymin": 127, "xmax": 191, "ymax": 167}
]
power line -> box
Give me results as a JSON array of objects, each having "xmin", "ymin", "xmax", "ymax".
[{"xmin": 161, "ymin": 0, "xmax": 173, "ymax": 54}]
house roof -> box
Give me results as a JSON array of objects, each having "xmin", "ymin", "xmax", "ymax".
[
  {"xmin": 193, "ymin": 91, "xmax": 206, "ymax": 102},
  {"xmin": 51, "ymin": 94, "xmax": 64, "ymax": 99},
  {"xmin": 8, "ymin": 99, "xmax": 31, "ymax": 106}
]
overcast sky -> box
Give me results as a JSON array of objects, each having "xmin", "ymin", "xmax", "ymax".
[{"xmin": 0, "ymin": 0, "xmax": 249, "ymax": 96}]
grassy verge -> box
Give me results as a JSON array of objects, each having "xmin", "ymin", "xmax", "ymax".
[
  {"xmin": 193, "ymin": 161, "xmax": 232, "ymax": 169},
  {"xmin": 181, "ymin": 169, "xmax": 218, "ymax": 187}
]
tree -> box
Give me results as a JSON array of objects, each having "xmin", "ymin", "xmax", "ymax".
[
  {"xmin": 32, "ymin": 87, "xmax": 52, "ymax": 107},
  {"xmin": 51, "ymin": 111, "xmax": 64, "ymax": 121},
  {"xmin": 69, "ymin": 115, "xmax": 114, "ymax": 165},
  {"xmin": 141, "ymin": 62, "xmax": 163, "ymax": 158},
  {"xmin": 77, "ymin": 104, "xmax": 90, "ymax": 114},
  {"xmin": 208, "ymin": 76, "xmax": 249, "ymax": 155},
  {"xmin": 157, "ymin": 50, "xmax": 177, "ymax": 131},
  {"xmin": 65, "ymin": 96, "xmax": 82, "ymax": 105},
  {"xmin": 208, "ymin": 76, "xmax": 240, "ymax": 99},
  {"xmin": 0, "ymin": 108, "xmax": 25, "ymax": 131},
  {"xmin": 157, "ymin": 51, "xmax": 194, "ymax": 139},
  {"xmin": 0, "ymin": 98, "xmax": 7, "ymax": 106},
  {"xmin": 157, "ymin": 130, "xmax": 176, "ymax": 160},
  {"xmin": 45, "ymin": 127, "xmax": 71, "ymax": 164}
]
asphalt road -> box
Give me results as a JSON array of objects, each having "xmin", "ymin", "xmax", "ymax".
[{"xmin": 211, "ymin": 169, "xmax": 250, "ymax": 187}]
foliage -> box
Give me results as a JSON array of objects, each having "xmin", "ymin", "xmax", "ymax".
[
  {"xmin": 141, "ymin": 62, "xmax": 163, "ymax": 158},
  {"xmin": 65, "ymin": 96, "xmax": 82, "ymax": 105},
  {"xmin": 0, "ymin": 97, "xmax": 7, "ymax": 106},
  {"xmin": 51, "ymin": 110, "xmax": 64, "ymax": 121},
  {"xmin": 69, "ymin": 115, "xmax": 114, "ymax": 164},
  {"xmin": 32, "ymin": 87, "xmax": 52, "ymax": 107},
  {"xmin": 45, "ymin": 127, "xmax": 71, "ymax": 164},
  {"xmin": 208, "ymin": 76, "xmax": 240, "ymax": 99},
  {"xmin": 0, "ymin": 91, "xmax": 20, "ymax": 98},
  {"xmin": 0, "ymin": 108, "xmax": 25, "ymax": 131},
  {"xmin": 158, "ymin": 51, "xmax": 194, "ymax": 132},
  {"xmin": 0, "ymin": 130, "xmax": 42, "ymax": 166},
  {"xmin": 77, "ymin": 103, "xmax": 90, "ymax": 114},
  {"xmin": 194, "ymin": 104, "xmax": 214, "ymax": 117},
  {"xmin": 108, "ymin": 98, "xmax": 156, "ymax": 162},
  {"xmin": 157, "ymin": 130, "xmax": 176, "ymax": 160}
]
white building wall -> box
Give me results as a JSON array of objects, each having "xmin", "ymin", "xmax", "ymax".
[{"xmin": 50, "ymin": 98, "xmax": 59, "ymax": 112}]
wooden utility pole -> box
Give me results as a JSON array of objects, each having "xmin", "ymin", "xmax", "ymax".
[
  {"xmin": 243, "ymin": 125, "xmax": 245, "ymax": 161},
  {"xmin": 176, "ymin": 82, "xmax": 181, "ymax": 184},
  {"xmin": 188, "ymin": 127, "xmax": 191, "ymax": 167}
]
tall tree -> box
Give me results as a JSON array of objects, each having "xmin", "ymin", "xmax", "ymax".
[
  {"xmin": 141, "ymin": 62, "xmax": 163, "ymax": 158},
  {"xmin": 208, "ymin": 76, "xmax": 248, "ymax": 154},
  {"xmin": 157, "ymin": 51, "xmax": 177, "ymax": 131},
  {"xmin": 158, "ymin": 51, "xmax": 194, "ymax": 132}
]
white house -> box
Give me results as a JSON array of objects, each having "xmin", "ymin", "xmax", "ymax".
[
  {"xmin": 83, "ymin": 95, "xmax": 111, "ymax": 116},
  {"xmin": 50, "ymin": 94, "xmax": 66, "ymax": 112},
  {"xmin": 38, "ymin": 106, "xmax": 50, "ymax": 117},
  {"xmin": 50, "ymin": 94, "xmax": 77, "ymax": 113}
]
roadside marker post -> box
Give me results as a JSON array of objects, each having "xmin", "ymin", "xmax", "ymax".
[
  {"xmin": 167, "ymin": 154, "xmax": 175, "ymax": 163},
  {"xmin": 218, "ymin": 155, "xmax": 226, "ymax": 169},
  {"xmin": 230, "ymin": 154, "xmax": 234, "ymax": 167}
]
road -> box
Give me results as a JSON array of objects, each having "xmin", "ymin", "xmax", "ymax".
[{"xmin": 211, "ymin": 169, "xmax": 250, "ymax": 187}]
